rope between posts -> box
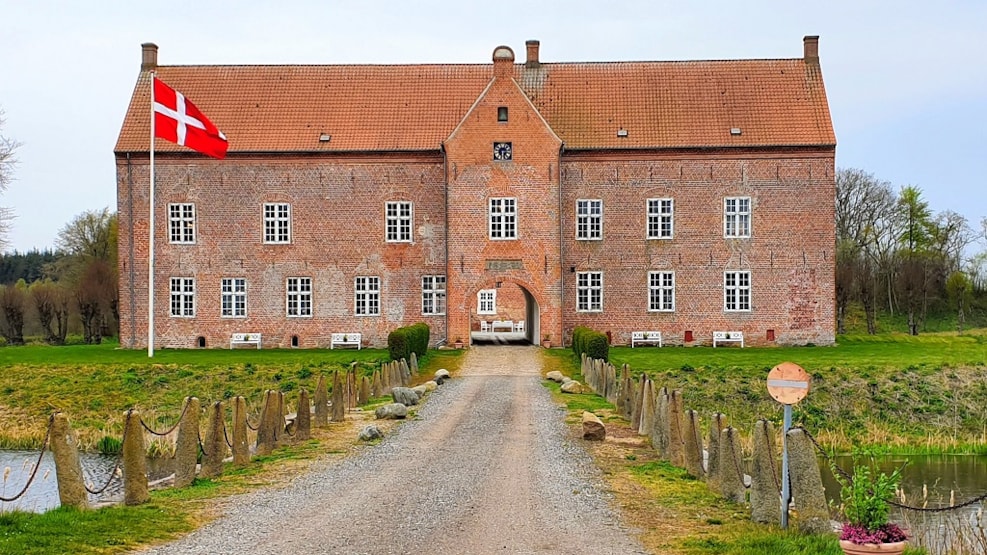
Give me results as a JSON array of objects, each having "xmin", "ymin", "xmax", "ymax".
[
  {"xmin": 139, "ymin": 399, "xmax": 192, "ymax": 437},
  {"xmin": 223, "ymin": 420, "xmax": 233, "ymax": 449},
  {"xmin": 0, "ymin": 413, "xmax": 54, "ymax": 502},
  {"xmin": 793, "ymin": 425, "xmax": 987, "ymax": 513},
  {"xmin": 85, "ymin": 409, "xmax": 130, "ymax": 495},
  {"xmin": 197, "ymin": 429, "xmax": 209, "ymax": 458}
]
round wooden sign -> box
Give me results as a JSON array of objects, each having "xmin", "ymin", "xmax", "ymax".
[{"xmin": 766, "ymin": 362, "xmax": 810, "ymax": 405}]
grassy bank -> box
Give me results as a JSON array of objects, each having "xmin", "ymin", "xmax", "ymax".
[{"xmin": 540, "ymin": 349, "xmax": 928, "ymax": 555}]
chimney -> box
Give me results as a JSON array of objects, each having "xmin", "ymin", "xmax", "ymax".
[
  {"xmin": 492, "ymin": 45, "xmax": 515, "ymax": 78},
  {"xmin": 803, "ymin": 35, "xmax": 819, "ymax": 65},
  {"xmin": 525, "ymin": 40, "xmax": 540, "ymax": 67},
  {"xmin": 141, "ymin": 42, "xmax": 158, "ymax": 72}
]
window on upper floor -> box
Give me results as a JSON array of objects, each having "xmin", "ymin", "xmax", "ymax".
[
  {"xmin": 576, "ymin": 271, "xmax": 603, "ymax": 312},
  {"xmin": 385, "ymin": 201, "xmax": 413, "ymax": 243},
  {"xmin": 724, "ymin": 197, "xmax": 751, "ymax": 238},
  {"xmin": 647, "ymin": 198, "xmax": 674, "ymax": 239},
  {"xmin": 263, "ymin": 203, "xmax": 291, "ymax": 244},
  {"xmin": 497, "ymin": 107, "xmax": 508, "ymax": 122},
  {"xmin": 724, "ymin": 270, "xmax": 752, "ymax": 312},
  {"xmin": 489, "ymin": 197, "xmax": 517, "ymax": 240},
  {"xmin": 169, "ymin": 277, "xmax": 195, "ymax": 317},
  {"xmin": 168, "ymin": 203, "xmax": 196, "ymax": 244},
  {"xmin": 648, "ymin": 271, "xmax": 675, "ymax": 312},
  {"xmin": 576, "ymin": 199, "xmax": 603, "ymax": 240}
]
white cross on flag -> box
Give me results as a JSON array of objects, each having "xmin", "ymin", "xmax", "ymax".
[{"xmin": 153, "ymin": 77, "xmax": 228, "ymax": 159}]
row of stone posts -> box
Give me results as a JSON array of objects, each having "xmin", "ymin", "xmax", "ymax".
[
  {"xmin": 580, "ymin": 354, "xmax": 830, "ymax": 533},
  {"xmin": 49, "ymin": 356, "xmax": 417, "ymax": 510}
]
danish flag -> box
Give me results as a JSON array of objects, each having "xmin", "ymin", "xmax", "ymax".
[{"xmin": 152, "ymin": 77, "xmax": 228, "ymax": 159}]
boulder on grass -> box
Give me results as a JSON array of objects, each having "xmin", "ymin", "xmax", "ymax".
[
  {"xmin": 434, "ymin": 369, "xmax": 451, "ymax": 384},
  {"xmin": 546, "ymin": 371, "xmax": 565, "ymax": 383},
  {"xmin": 412, "ymin": 385, "xmax": 427, "ymax": 399},
  {"xmin": 423, "ymin": 380, "xmax": 438, "ymax": 391},
  {"xmin": 358, "ymin": 425, "xmax": 383, "ymax": 441},
  {"xmin": 375, "ymin": 403, "xmax": 408, "ymax": 420},
  {"xmin": 582, "ymin": 411, "xmax": 606, "ymax": 441},
  {"xmin": 561, "ymin": 380, "xmax": 584, "ymax": 394},
  {"xmin": 392, "ymin": 387, "xmax": 419, "ymax": 406}
]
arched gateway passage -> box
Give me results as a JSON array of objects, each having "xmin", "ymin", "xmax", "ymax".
[{"xmin": 469, "ymin": 281, "xmax": 540, "ymax": 346}]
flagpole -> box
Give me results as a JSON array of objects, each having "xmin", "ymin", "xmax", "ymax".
[{"xmin": 148, "ymin": 72, "xmax": 156, "ymax": 358}]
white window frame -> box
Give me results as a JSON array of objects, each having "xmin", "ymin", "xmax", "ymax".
[
  {"xmin": 724, "ymin": 270, "xmax": 752, "ymax": 312},
  {"xmin": 477, "ymin": 289, "xmax": 496, "ymax": 315},
  {"xmin": 724, "ymin": 197, "xmax": 751, "ymax": 238},
  {"xmin": 648, "ymin": 271, "xmax": 675, "ymax": 312},
  {"xmin": 576, "ymin": 271, "xmax": 603, "ymax": 312},
  {"xmin": 263, "ymin": 203, "xmax": 292, "ymax": 244},
  {"xmin": 647, "ymin": 198, "xmax": 674, "ymax": 239},
  {"xmin": 355, "ymin": 276, "xmax": 381, "ymax": 316},
  {"xmin": 576, "ymin": 199, "xmax": 603, "ymax": 240},
  {"xmin": 221, "ymin": 278, "xmax": 247, "ymax": 318},
  {"xmin": 168, "ymin": 203, "xmax": 196, "ymax": 244},
  {"xmin": 286, "ymin": 277, "xmax": 312, "ymax": 317},
  {"xmin": 488, "ymin": 197, "xmax": 517, "ymax": 240},
  {"xmin": 422, "ymin": 275, "xmax": 446, "ymax": 315},
  {"xmin": 385, "ymin": 201, "xmax": 413, "ymax": 243},
  {"xmin": 169, "ymin": 277, "xmax": 195, "ymax": 317}
]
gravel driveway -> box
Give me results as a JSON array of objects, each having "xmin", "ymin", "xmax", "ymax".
[{"xmin": 137, "ymin": 345, "xmax": 647, "ymax": 554}]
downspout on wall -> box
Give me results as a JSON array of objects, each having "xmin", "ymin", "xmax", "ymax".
[
  {"xmin": 558, "ymin": 143, "xmax": 565, "ymax": 347},
  {"xmin": 126, "ymin": 153, "xmax": 136, "ymax": 348},
  {"xmin": 441, "ymin": 143, "xmax": 449, "ymax": 346}
]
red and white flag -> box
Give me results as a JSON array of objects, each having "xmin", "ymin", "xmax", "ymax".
[{"xmin": 153, "ymin": 77, "xmax": 228, "ymax": 159}]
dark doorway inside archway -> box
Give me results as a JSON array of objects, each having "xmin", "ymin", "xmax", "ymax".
[{"xmin": 469, "ymin": 281, "xmax": 539, "ymax": 346}]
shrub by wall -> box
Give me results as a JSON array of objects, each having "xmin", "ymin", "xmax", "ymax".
[
  {"xmin": 572, "ymin": 326, "xmax": 609, "ymax": 362},
  {"xmin": 388, "ymin": 322, "xmax": 430, "ymax": 361}
]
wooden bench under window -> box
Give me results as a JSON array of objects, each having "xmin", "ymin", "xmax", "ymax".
[
  {"xmin": 712, "ymin": 331, "xmax": 744, "ymax": 348},
  {"xmin": 230, "ymin": 333, "xmax": 262, "ymax": 349},
  {"xmin": 330, "ymin": 333, "xmax": 362, "ymax": 350},
  {"xmin": 631, "ymin": 331, "xmax": 662, "ymax": 347}
]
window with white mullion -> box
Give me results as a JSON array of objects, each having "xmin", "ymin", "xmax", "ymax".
[
  {"xmin": 576, "ymin": 199, "xmax": 603, "ymax": 240},
  {"xmin": 221, "ymin": 278, "xmax": 247, "ymax": 318},
  {"xmin": 168, "ymin": 203, "xmax": 196, "ymax": 244},
  {"xmin": 263, "ymin": 203, "xmax": 291, "ymax": 244},
  {"xmin": 169, "ymin": 277, "xmax": 195, "ymax": 317},
  {"xmin": 576, "ymin": 271, "xmax": 603, "ymax": 312},
  {"xmin": 648, "ymin": 271, "xmax": 675, "ymax": 312},
  {"xmin": 724, "ymin": 197, "xmax": 751, "ymax": 238},
  {"xmin": 488, "ymin": 197, "xmax": 517, "ymax": 240},
  {"xmin": 724, "ymin": 270, "xmax": 751, "ymax": 312},
  {"xmin": 422, "ymin": 275, "xmax": 446, "ymax": 315},
  {"xmin": 477, "ymin": 290, "xmax": 496, "ymax": 315},
  {"xmin": 386, "ymin": 201, "xmax": 413, "ymax": 242},
  {"xmin": 286, "ymin": 277, "xmax": 312, "ymax": 317},
  {"xmin": 355, "ymin": 276, "xmax": 380, "ymax": 316},
  {"xmin": 647, "ymin": 198, "xmax": 673, "ymax": 239}
]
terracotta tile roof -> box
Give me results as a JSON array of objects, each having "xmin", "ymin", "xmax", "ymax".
[{"xmin": 115, "ymin": 58, "xmax": 834, "ymax": 154}]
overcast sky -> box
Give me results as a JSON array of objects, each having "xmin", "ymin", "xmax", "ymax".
[{"xmin": 1, "ymin": 1, "xmax": 985, "ymax": 253}]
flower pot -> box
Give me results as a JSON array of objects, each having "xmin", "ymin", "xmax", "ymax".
[
  {"xmin": 838, "ymin": 540, "xmax": 906, "ymax": 555},
  {"xmin": 542, "ymin": 340, "xmax": 551, "ymax": 348}
]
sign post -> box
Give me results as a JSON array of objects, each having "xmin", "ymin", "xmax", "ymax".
[{"xmin": 766, "ymin": 361, "xmax": 810, "ymax": 529}]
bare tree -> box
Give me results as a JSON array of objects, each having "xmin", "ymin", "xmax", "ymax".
[
  {"xmin": 56, "ymin": 208, "xmax": 116, "ymax": 260},
  {"xmin": 29, "ymin": 279, "xmax": 69, "ymax": 345},
  {"xmin": 0, "ymin": 108, "xmax": 20, "ymax": 250},
  {"xmin": 836, "ymin": 168, "xmax": 895, "ymax": 251},
  {"xmin": 945, "ymin": 271, "xmax": 973, "ymax": 332},
  {"xmin": 0, "ymin": 281, "xmax": 27, "ymax": 345}
]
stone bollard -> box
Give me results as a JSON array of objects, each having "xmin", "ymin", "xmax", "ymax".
[
  {"xmin": 683, "ymin": 409, "xmax": 705, "ymax": 479},
  {"xmin": 314, "ymin": 374, "xmax": 329, "ymax": 428},
  {"xmin": 605, "ymin": 364, "xmax": 618, "ymax": 404},
  {"xmin": 718, "ymin": 426, "xmax": 746, "ymax": 504},
  {"xmin": 359, "ymin": 376, "xmax": 371, "ymax": 406},
  {"xmin": 174, "ymin": 397, "xmax": 201, "ymax": 488},
  {"xmin": 123, "ymin": 409, "xmax": 149, "ymax": 506},
  {"xmin": 49, "ymin": 412, "xmax": 87, "ymax": 509},
  {"xmin": 707, "ymin": 413, "xmax": 727, "ymax": 492},
  {"xmin": 787, "ymin": 428, "xmax": 831, "ymax": 534},
  {"xmin": 256, "ymin": 390, "xmax": 278, "ymax": 456},
  {"xmin": 200, "ymin": 401, "xmax": 226, "ymax": 479},
  {"xmin": 295, "ymin": 389, "xmax": 311, "ymax": 441},
  {"xmin": 275, "ymin": 391, "xmax": 287, "ymax": 446},
  {"xmin": 400, "ymin": 359, "xmax": 411, "ymax": 386},
  {"xmin": 616, "ymin": 364, "xmax": 631, "ymax": 420},
  {"xmin": 653, "ymin": 388, "xmax": 669, "ymax": 460},
  {"xmin": 381, "ymin": 363, "xmax": 392, "ymax": 395},
  {"xmin": 630, "ymin": 373, "xmax": 645, "ymax": 430},
  {"xmin": 667, "ymin": 390, "xmax": 685, "ymax": 467},
  {"xmin": 232, "ymin": 396, "xmax": 250, "ymax": 467},
  {"xmin": 410, "ymin": 352, "xmax": 419, "ymax": 378},
  {"xmin": 331, "ymin": 371, "xmax": 346, "ymax": 422},
  {"xmin": 346, "ymin": 369, "xmax": 357, "ymax": 410},
  {"xmin": 750, "ymin": 419, "xmax": 780, "ymax": 523},
  {"xmin": 638, "ymin": 379, "xmax": 655, "ymax": 437},
  {"xmin": 371, "ymin": 370, "xmax": 382, "ymax": 398}
]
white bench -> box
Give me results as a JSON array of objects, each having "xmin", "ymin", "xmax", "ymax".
[
  {"xmin": 631, "ymin": 331, "xmax": 662, "ymax": 347},
  {"xmin": 330, "ymin": 333, "xmax": 362, "ymax": 350},
  {"xmin": 491, "ymin": 320, "xmax": 514, "ymax": 332},
  {"xmin": 712, "ymin": 331, "xmax": 744, "ymax": 348},
  {"xmin": 230, "ymin": 333, "xmax": 261, "ymax": 349}
]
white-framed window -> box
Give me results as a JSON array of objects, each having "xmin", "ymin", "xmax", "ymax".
[
  {"xmin": 489, "ymin": 197, "xmax": 517, "ymax": 240},
  {"xmin": 477, "ymin": 289, "xmax": 496, "ymax": 315},
  {"xmin": 263, "ymin": 203, "xmax": 291, "ymax": 244},
  {"xmin": 221, "ymin": 278, "xmax": 246, "ymax": 318},
  {"xmin": 355, "ymin": 276, "xmax": 380, "ymax": 316},
  {"xmin": 169, "ymin": 277, "xmax": 195, "ymax": 317},
  {"xmin": 576, "ymin": 271, "xmax": 603, "ymax": 312},
  {"xmin": 422, "ymin": 275, "xmax": 446, "ymax": 315},
  {"xmin": 647, "ymin": 198, "xmax": 674, "ymax": 239},
  {"xmin": 168, "ymin": 203, "xmax": 196, "ymax": 244},
  {"xmin": 724, "ymin": 270, "xmax": 751, "ymax": 312},
  {"xmin": 648, "ymin": 271, "xmax": 675, "ymax": 312},
  {"xmin": 286, "ymin": 277, "xmax": 312, "ymax": 317},
  {"xmin": 386, "ymin": 201, "xmax": 413, "ymax": 243},
  {"xmin": 724, "ymin": 197, "xmax": 751, "ymax": 238},
  {"xmin": 576, "ymin": 199, "xmax": 603, "ymax": 240}
]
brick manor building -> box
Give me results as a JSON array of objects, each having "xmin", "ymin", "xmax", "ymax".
[{"xmin": 115, "ymin": 37, "xmax": 836, "ymax": 349}]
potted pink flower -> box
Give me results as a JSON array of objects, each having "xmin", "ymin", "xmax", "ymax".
[{"xmin": 835, "ymin": 457, "xmax": 907, "ymax": 554}]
